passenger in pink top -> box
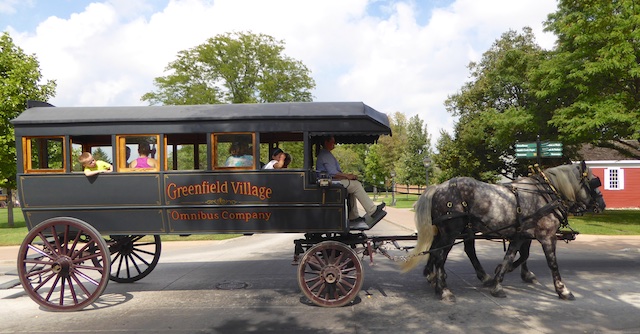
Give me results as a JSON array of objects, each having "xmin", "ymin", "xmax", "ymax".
[{"xmin": 129, "ymin": 143, "xmax": 157, "ymax": 169}]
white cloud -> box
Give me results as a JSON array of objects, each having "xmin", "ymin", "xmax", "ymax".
[
  {"xmin": 9, "ymin": 0, "xmax": 558, "ymax": 144},
  {"xmin": 0, "ymin": 0, "xmax": 22, "ymax": 14}
]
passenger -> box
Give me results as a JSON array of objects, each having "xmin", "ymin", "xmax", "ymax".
[
  {"xmin": 316, "ymin": 136, "xmax": 386, "ymax": 229},
  {"xmin": 263, "ymin": 148, "xmax": 286, "ymax": 169},
  {"xmin": 129, "ymin": 143, "xmax": 157, "ymax": 169},
  {"xmin": 225, "ymin": 142, "xmax": 253, "ymax": 167},
  {"xmin": 125, "ymin": 146, "xmax": 131, "ymax": 165},
  {"xmin": 78, "ymin": 152, "xmax": 113, "ymax": 176},
  {"xmin": 283, "ymin": 153, "xmax": 292, "ymax": 168}
]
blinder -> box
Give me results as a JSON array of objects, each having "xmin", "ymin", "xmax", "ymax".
[{"xmin": 581, "ymin": 174, "xmax": 605, "ymax": 214}]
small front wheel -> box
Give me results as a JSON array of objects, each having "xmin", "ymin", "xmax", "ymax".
[
  {"xmin": 107, "ymin": 235, "xmax": 161, "ymax": 283},
  {"xmin": 297, "ymin": 241, "xmax": 364, "ymax": 307},
  {"xmin": 17, "ymin": 217, "xmax": 110, "ymax": 311}
]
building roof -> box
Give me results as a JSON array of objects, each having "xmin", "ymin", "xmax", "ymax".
[{"xmin": 578, "ymin": 140, "xmax": 640, "ymax": 161}]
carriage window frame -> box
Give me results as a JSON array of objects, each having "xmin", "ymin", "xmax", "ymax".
[
  {"xmin": 116, "ymin": 135, "xmax": 161, "ymax": 172},
  {"xmin": 22, "ymin": 136, "xmax": 66, "ymax": 174},
  {"xmin": 163, "ymin": 133, "xmax": 208, "ymax": 171},
  {"xmin": 70, "ymin": 135, "xmax": 113, "ymax": 173},
  {"xmin": 212, "ymin": 133, "xmax": 256, "ymax": 170}
]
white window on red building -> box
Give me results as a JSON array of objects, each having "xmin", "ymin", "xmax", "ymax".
[{"xmin": 604, "ymin": 168, "xmax": 624, "ymax": 190}]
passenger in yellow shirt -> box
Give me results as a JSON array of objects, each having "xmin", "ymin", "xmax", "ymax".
[{"xmin": 79, "ymin": 152, "xmax": 113, "ymax": 176}]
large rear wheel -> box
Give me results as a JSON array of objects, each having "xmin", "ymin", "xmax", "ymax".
[
  {"xmin": 17, "ymin": 217, "xmax": 110, "ymax": 311},
  {"xmin": 297, "ymin": 241, "xmax": 364, "ymax": 307}
]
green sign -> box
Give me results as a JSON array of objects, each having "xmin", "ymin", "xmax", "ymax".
[
  {"xmin": 515, "ymin": 141, "xmax": 563, "ymax": 158},
  {"xmin": 540, "ymin": 141, "xmax": 563, "ymax": 157},
  {"xmin": 515, "ymin": 142, "xmax": 537, "ymax": 158}
]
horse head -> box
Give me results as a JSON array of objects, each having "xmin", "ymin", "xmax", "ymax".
[
  {"xmin": 544, "ymin": 162, "xmax": 605, "ymax": 214},
  {"xmin": 577, "ymin": 161, "xmax": 606, "ymax": 214}
]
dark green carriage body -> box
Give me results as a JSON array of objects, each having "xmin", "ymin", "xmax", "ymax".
[{"xmin": 12, "ymin": 102, "xmax": 391, "ymax": 235}]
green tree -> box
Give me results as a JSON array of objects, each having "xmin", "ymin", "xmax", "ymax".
[
  {"xmin": 540, "ymin": 0, "xmax": 640, "ymax": 152},
  {"xmin": 364, "ymin": 143, "xmax": 385, "ymax": 189},
  {"xmin": 397, "ymin": 115, "xmax": 431, "ymax": 186},
  {"xmin": 363, "ymin": 112, "xmax": 406, "ymax": 188},
  {"xmin": 92, "ymin": 148, "xmax": 111, "ymax": 164},
  {"xmin": 142, "ymin": 31, "xmax": 315, "ymax": 105},
  {"xmin": 440, "ymin": 28, "xmax": 550, "ymax": 181},
  {"xmin": 332, "ymin": 144, "xmax": 365, "ymax": 178},
  {"xmin": 0, "ymin": 32, "xmax": 56, "ymax": 226}
]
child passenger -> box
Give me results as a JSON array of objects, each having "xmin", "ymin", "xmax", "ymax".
[
  {"xmin": 263, "ymin": 148, "xmax": 286, "ymax": 169},
  {"xmin": 79, "ymin": 152, "xmax": 113, "ymax": 176}
]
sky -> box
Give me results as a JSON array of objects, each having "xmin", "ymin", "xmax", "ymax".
[{"xmin": 1, "ymin": 0, "xmax": 559, "ymax": 144}]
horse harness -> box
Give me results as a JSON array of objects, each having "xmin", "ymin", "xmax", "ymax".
[
  {"xmin": 398, "ymin": 165, "xmax": 598, "ymax": 261},
  {"xmin": 433, "ymin": 167, "xmax": 572, "ymax": 243}
]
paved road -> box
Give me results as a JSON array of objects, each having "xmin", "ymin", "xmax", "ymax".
[{"xmin": 1, "ymin": 207, "xmax": 639, "ymax": 333}]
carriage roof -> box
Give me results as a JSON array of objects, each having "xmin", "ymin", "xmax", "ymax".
[{"xmin": 12, "ymin": 101, "xmax": 391, "ymax": 144}]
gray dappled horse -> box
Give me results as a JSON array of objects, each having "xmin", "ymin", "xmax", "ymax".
[{"xmin": 400, "ymin": 162, "xmax": 605, "ymax": 302}]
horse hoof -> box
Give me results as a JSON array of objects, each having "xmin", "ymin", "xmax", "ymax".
[
  {"xmin": 440, "ymin": 290, "xmax": 456, "ymax": 303},
  {"xmin": 491, "ymin": 288, "xmax": 507, "ymax": 298},
  {"xmin": 481, "ymin": 276, "xmax": 495, "ymax": 287},
  {"xmin": 521, "ymin": 272, "xmax": 537, "ymax": 284},
  {"xmin": 559, "ymin": 291, "xmax": 575, "ymax": 300}
]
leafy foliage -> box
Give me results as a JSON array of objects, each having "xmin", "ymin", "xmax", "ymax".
[
  {"xmin": 541, "ymin": 0, "xmax": 640, "ymax": 146},
  {"xmin": 142, "ymin": 31, "xmax": 315, "ymax": 105},
  {"xmin": 0, "ymin": 32, "xmax": 56, "ymax": 226},
  {"xmin": 397, "ymin": 115, "xmax": 431, "ymax": 186},
  {"xmin": 439, "ymin": 28, "xmax": 559, "ymax": 181},
  {"xmin": 0, "ymin": 33, "xmax": 56, "ymax": 188}
]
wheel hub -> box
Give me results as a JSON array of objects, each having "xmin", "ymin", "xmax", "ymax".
[
  {"xmin": 52, "ymin": 256, "xmax": 72, "ymax": 276},
  {"xmin": 321, "ymin": 266, "xmax": 341, "ymax": 284}
]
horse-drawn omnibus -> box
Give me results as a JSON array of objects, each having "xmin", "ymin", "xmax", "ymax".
[
  {"xmin": 12, "ymin": 101, "xmax": 392, "ymax": 311},
  {"xmin": 12, "ymin": 101, "xmax": 605, "ymax": 311}
]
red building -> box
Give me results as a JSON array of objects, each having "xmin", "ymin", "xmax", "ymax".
[{"xmin": 580, "ymin": 140, "xmax": 640, "ymax": 209}]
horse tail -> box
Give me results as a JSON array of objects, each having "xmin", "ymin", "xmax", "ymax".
[{"xmin": 400, "ymin": 185, "xmax": 437, "ymax": 273}]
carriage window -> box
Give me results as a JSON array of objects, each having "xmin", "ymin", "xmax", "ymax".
[
  {"xmin": 116, "ymin": 135, "xmax": 160, "ymax": 172},
  {"xmin": 22, "ymin": 136, "xmax": 66, "ymax": 173},
  {"xmin": 70, "ymin": 135, "xmax": 112, "ymax": 172},
  {"xmin": 165, "ymin": 134, "xmax": 207, "ymax": 171},
  {"xmin": 259, "ymin": 132, "xmax": 304, "ymax": 169},
  {"xmin": 604, "ymin": 168, "xmax": 624, "ymax": 190},
  {"xmin": 212, "ymin": 133, "xmax": 255, "ymax": 169}
]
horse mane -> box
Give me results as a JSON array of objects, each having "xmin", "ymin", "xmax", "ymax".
[{"xmin": 544, "ymin": 165, "xmax": 577, "ymax": 202}]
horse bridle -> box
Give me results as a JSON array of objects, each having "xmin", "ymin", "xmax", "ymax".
[
  {"xmin": 532, "ymin": 163, "xmax": 603, "ymax": 215},
  {"xmin": 575, "ymin": 162, "xmax": 604, "ymax": 214}
]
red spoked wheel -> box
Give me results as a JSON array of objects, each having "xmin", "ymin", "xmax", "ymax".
[
  {"xmin": 297, "ymin": 241, "xmax": 364, "ymax": 307},
  {"xmin": 17, "ymin": 217, "xmax": 110, "ymax": 311}
]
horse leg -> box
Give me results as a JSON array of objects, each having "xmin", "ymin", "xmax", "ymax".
[
  {"xmin": 463, "ymin": 238, "xmax": 493, "ymax": 287},
  {"xmin": 422, "ymin": 232, "xmax": 442, "ymax": 286},
  {"xmin": 422, "ymin": 249, "xmax": 436, "ymax": 287},
  {"xmin": 539, "ymin": 236, "xmax": 574, "ymax": 300},
  {"xmin": 431, "ymin": 237, "xmax": 456, "ymax": 303},
  {"xmin": 490, "ymin": 238, "xmax": 524, "ymax": 298},
  {"xmin": 513, "ymin": 240, "xmax": 537, "ymax": 283}
]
